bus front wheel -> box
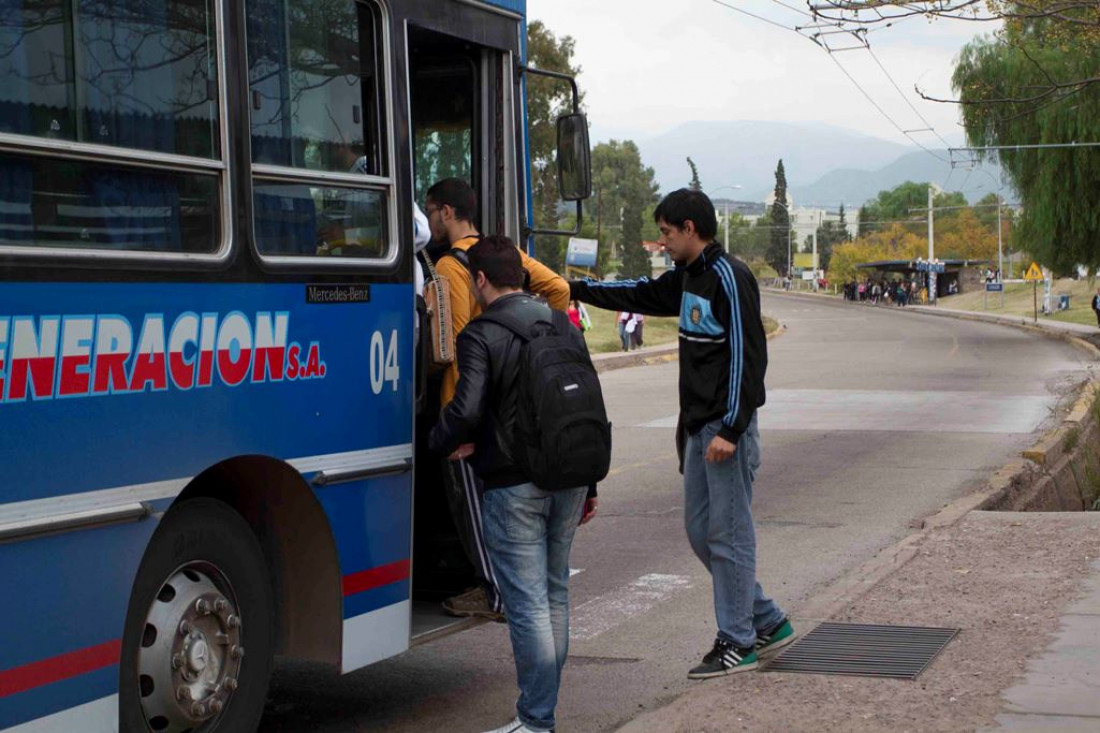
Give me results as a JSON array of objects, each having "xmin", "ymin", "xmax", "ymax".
[{"xmin": 120, "ymin": 498, "xmax": 274, "ymax": 733}]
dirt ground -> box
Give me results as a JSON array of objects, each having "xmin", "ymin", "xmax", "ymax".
[{"xmin": 618, "ymin": 511, "xmax": 1100, "ymax": 733}]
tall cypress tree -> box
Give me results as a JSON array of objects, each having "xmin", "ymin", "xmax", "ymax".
[
  {"xmin": 687, "ymin": 157, "xmax": 702, "ymax": 191},
  {"xmin": 766, "ymin": 159, "xmax": 790, "ymax": 276}
]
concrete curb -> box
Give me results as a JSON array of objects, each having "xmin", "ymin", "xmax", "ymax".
[
  {"xmin": 906, "ymin": 305, "xmax": 1100, "ymax": 360},
  {"xmin": 591, "ymin": 321, "xmax": 787, "ymax": 374}
]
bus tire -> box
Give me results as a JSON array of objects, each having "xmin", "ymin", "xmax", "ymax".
[{"xmin": 119, "ymin": 498, "xmax": 274, "ymax": 733}]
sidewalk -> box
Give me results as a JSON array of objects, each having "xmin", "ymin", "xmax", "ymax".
[
  {"xmin": 614, "ymin": 291, "xmax": 1100, "ymax": 733},
  {"xmin": 619, "ymin": 511, "xmax": 1100, "ymax": 733}
]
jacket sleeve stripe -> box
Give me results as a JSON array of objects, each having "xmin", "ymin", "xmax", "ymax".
[
  {"xmin": 581, "ymin": 277, "xmax": 653, "ymax": 289},
  {"xmin": 714, "ymin": 258, "xmax": 743, "ymax": 429}
]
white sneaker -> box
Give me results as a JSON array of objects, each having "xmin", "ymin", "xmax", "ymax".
[{"xmin": 481, "ymin": 716, "xmax": 553, "ymax": 733}]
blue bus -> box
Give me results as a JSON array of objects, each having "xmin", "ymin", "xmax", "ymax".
[{"xmin": 0, "ymin": 1, "xmax": 590, "ymax": 730}]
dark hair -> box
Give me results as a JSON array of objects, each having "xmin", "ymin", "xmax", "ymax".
[
  {"xmin": 653, "ymin": 189, "xmax": 717, "ymax": 240},
  {"xmin": 468, "ymin": 235, "xmax": 525, "ymax": 289},
  {"xmin": 426, "ymin": 178, "xmax": 477, "ymax": 223}
]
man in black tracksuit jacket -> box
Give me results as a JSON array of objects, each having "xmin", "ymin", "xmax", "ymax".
[{"xmin": 570, "ymin": 189, "xmax": 796, "ymax": 680}]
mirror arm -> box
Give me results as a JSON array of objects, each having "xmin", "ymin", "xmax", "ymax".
[
  {"xmin": 519, "ymin": 66, "xmax": 580, "ymax": 113},
  {"xmin": 519, "ymin": 65, "xmax": 584, "ymax": 240}
]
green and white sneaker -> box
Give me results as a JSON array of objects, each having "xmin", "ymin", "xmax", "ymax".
[
  {"xmin": 755, "ymin": 618, "xmax": 796, "ymax": 658},
  {"xmin": 687, "ymin": 638, "xmax": 758, "ymax": 679}
]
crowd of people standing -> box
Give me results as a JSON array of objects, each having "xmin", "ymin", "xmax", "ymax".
[{"xmin": 842, "ymin": 278, "xmax": 923, "ymax": 307}]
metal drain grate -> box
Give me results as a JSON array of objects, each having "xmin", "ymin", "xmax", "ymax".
[{"xmin": 764, "ymin": 622, "xmax": 959, "ymax": 680}]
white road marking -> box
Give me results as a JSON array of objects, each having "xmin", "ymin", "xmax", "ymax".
[
  {"xmin": 570, "ymin": 573, "xmax": 693, "ymax": 641},
  {"xmin": 570, "ymin": 568, "xmax": 584, "ymax": 577},
  {"xmin": 638, "ymin": 389, "xmax": 1052, "ymax": 434}
]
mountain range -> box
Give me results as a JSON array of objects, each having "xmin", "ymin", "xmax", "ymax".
[{"xmin": 616, "ymin": 120, "xmax": 1007, "ymax": 210}]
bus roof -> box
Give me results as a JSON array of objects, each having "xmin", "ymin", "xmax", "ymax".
[{"xmin": 482, "ymin": 0, "xmax": 525, "ymax": 15}]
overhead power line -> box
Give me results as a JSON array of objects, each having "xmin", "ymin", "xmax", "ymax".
[
  {"xmin": 951, "ymin": 142, "xmax": 1100, "ymax": 152},
  {"xmin": 709, "ymin": 0, "xmax": 798, "ymax": 32},
  {"xmin": 709, "ymin": 0, "xmax": 954, "ymax": 166}
]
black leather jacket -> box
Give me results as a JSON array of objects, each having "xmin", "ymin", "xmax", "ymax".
[{"xmin": 428, "ymin": 292, "xmax": 595, "ymax": 494}]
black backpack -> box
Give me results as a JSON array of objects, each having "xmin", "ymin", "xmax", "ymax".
[{"xmin": 479, "ymin": 304, "xmax": 612, "ymax": 492}]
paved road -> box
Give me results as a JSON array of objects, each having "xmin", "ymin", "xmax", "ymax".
[{"xmin": 259, "ymin": 294, "xmax": 1089, "ymax": 732}]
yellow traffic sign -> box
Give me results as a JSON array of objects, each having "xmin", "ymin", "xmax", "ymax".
[{"xmin": 1024, "ymin": 262, "xmax": 1044, "ymax": 281}]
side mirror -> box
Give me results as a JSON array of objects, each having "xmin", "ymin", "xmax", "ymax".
[{"xmin": 556, "ymin": 113, "xmax": 591, "ymax": 202}]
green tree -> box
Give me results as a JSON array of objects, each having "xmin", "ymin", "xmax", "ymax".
[
  {"xmin": 590, "ymin": 140, "xmax": 659, "ymax": 278},
  {"xmin": 858, "ymin": 182, "xmax": 966, "ymax": 237},
  {"xmin": 766, "ymin": 160, "xmax": 790, "ymax": 276},
  {"xmin": 815, "ymin": 220, "xmax": 848, "ymax": 272},
  {"xmin": 526, "ymin": 21, "xmax": 583, "ymax": 271},
  {"xmin": 953, "ymin": 21, "xmax": 1100, "ymax": 273},
  {"xmin": 687, "ymin": 157, "xmax": 702, "ymax": 191},
  {"xmin": 619, "ymin": 206, "xmax": 652, "ymax": 279}
]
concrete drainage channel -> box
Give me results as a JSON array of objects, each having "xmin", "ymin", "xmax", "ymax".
[{"xmin": 981, "ymin": 380, "xmax": 1100, "ymax": 512}]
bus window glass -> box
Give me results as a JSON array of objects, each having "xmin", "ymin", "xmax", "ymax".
[
  {"xmin": 0, "ymin": 0, "xmax": 220, "ymax": 159},
  {"xmin": 247, "ymin": 0, "xmax": 383, "ymax": 175},
  {"xmin": 0, "ymin": 153, "xmax": 220, "ymax": 252},
  {"xmin": 411, "ymin": 60, "xmax": 474, "ymax": 203},
  {"xmin": 253, "ymin": 182, "xmax": 385, "ymax": 258}
]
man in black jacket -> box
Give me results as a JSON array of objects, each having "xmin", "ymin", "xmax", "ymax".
[
  {"xmin": 429, "ymin": 236, "xmax": 597, "ymax": 733},
  {"xmin": 570, "ymin": 189, "xmax": 795, "ymax": 680}
]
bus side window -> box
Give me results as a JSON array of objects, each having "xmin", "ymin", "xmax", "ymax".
[
  {"xmin": 0, "ymin": 0, "xmax": 222, "ymax": 255},
  {"xmin": 247, "ymin": 0, "xmax": 390, "ymax": 260}
]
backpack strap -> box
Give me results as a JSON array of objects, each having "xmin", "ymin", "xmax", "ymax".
[{"xmin": 444, "ymin": 247, "xmax": 471, "ymax": 271}]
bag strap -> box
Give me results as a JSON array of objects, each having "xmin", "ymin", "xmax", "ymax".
[{"xmin": 419, "ymin": 250, "xmax": 442, "ymax": 283}]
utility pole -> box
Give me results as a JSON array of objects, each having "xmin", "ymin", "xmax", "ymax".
[
  {"xmin": 724, "ymin": 200, "xmax": 730, "ymax": 254},
  {"xmin": 811, "ymin": 210, "xmax": 819, "ymax": 290},
  {"xmin": 927, "ymin": 185, "xmax": 936, "ymax": 303},
  {"xmin": 596, "ymin": 188, "xmax": 604, "ymax": 259},
  {"xmin": 996, "ymin": 196, "xmax": 1003, "ymax": 281}
]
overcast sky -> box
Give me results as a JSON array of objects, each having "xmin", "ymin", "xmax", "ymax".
[{"xmin": 526, "ymin": 0, "xmax": 996, "ymax": 148}]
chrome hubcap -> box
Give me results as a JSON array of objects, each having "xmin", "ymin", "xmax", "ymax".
[{"xmin": 137, "ymin": 566, "xmax": 243, "ymax": 732}]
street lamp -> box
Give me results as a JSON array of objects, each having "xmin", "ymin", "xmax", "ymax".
[{"xmin": 707, "ymin": 185, "xmax": 742, "ymax": 253}]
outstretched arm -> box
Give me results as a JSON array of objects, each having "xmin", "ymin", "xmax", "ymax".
[{"xmin": 570, "ymin": 268, "xmax": 682, "ymax": 317}]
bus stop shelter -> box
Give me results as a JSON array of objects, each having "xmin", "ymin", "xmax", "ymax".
[{"xmin": 857, "ymin": 259, "xmax": 991, "ymax": 295}]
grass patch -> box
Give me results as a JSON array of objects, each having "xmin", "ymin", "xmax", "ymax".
[
  {"xmin": 1065, "ymin": 426, "xmax": 1081, "ymax": 452},
  {"xmin": 582, "ymin": 308, "xmax": 782, "ymax": 355},
  {"xmin": 941, "ymin": 278, "xmax": 1100, "ymax": 327},
  {"xmin": 582, "ymin": 307, "xmax": 679, "ymax": 354}
]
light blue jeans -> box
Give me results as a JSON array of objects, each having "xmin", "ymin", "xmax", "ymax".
[
  {"xmin": 683, "ymin": 415, "xmax": 785, "ymax": 648},
  {"xmin": 481, "ymin": 482, "xmax": 587, "ymax": 732}
]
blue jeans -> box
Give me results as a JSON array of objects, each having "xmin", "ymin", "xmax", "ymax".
[
  {"xmin": 481, "ymin": 483, "xmax": 587, "ymax": 732},
  {"xmin": 683, "ymin": 415, "xmax": 785, "ymax": 648}
]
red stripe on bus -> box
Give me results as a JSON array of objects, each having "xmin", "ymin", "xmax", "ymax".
[
  {"xmin": 0, "ymin": 639, "xmax": 121, "ymax": 698},
  {"xmin": 342, "ymin": 559, "xmax": 410, "ymax": 597}
]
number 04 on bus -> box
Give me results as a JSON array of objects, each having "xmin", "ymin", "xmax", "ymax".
[{"xmin": 0, "ymin": 0, "xmax": 591, "ymax": 730}]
